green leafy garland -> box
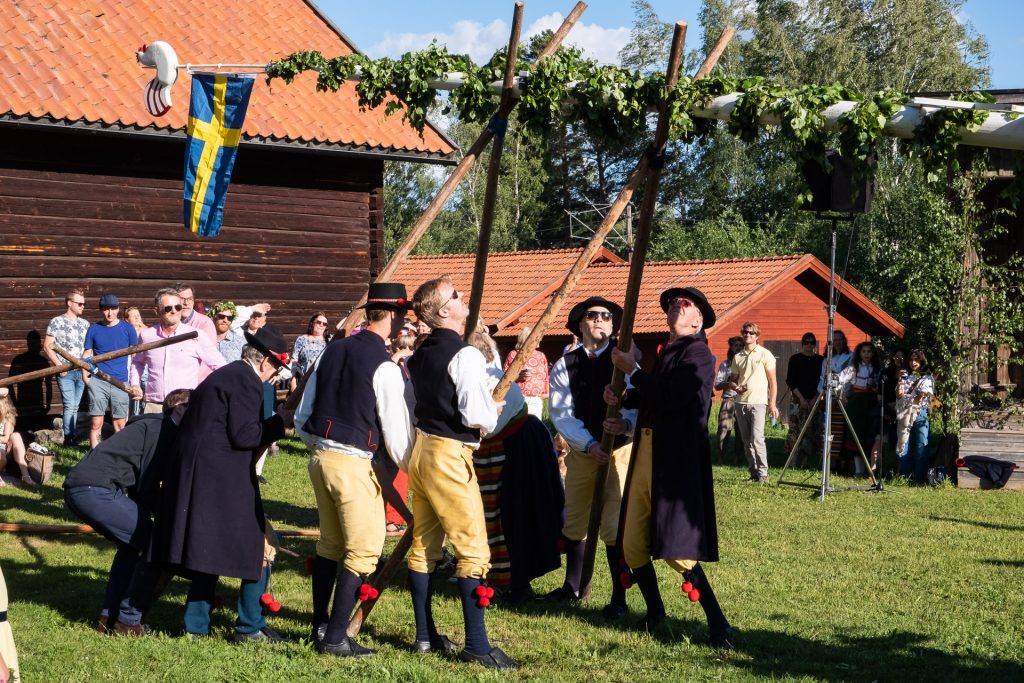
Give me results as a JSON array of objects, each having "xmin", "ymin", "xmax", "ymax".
[{"xmin": 266, "ymin": 45, "xmax": 997, "ymax": 185}]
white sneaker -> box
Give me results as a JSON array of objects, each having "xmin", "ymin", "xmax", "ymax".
[{"xmin": 28, "ymin": 442, "xmax": 49, "ymax": 455}]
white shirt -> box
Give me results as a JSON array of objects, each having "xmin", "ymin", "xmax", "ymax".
[
  {"xmin": 549, "ymin": 342, "xmax": 637, "ymax": 453},
  {"xmin": 448, "ymin": 346, "xmax": 499, "ymax": 445},
  {"xmin": 295, "ymin": 359, "xmax": 415, "ymax": 471}
]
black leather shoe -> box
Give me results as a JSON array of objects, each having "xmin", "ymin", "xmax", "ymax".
[
  {"xmin": 601, "ymin": 601, "xmax": 628, "ymax": 621},
  {"xmin": 309, "ymin": 623, "xmax": 327, "ymax": 644},
  {"xmin": 233, "ymin": 626, "xmax": 286, "ymax": 644},
  {"xmin": 320, "ymin": 636, "xmax": 376, "ymax": 658},
  {"xmin": 710, "ymin": 625, "xmax": 736, "ymax": 649},
  {"xmin": 633, "ymin": 610, "xmax": 666, "ymax": 632},
  {"xmin": 459, "ymin": 646, "xmax": 518, "ymax": 669},
  {"xmin": 414, "ymin": 633, "xmax": 459, "ymax": 654},
  {"xmin": 541, "ymin": 585, "xmax": 579, "ymax": 603}
]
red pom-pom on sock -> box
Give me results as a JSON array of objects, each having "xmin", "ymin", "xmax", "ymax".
[
  {"xmin": 268, "ymin": 601, "xmax": 282, "ymax": 613},
  {"xmin": 687, "ymin": 588, "xmax": 701, "ymax": 602},
  {"xmin": 260, "ymin": 592, "xmax": 274, "ymax": 606},
  {"xmin": 479, "ymin": 597, "xmax": 490, "ymax": 608},
  {"xmin": 368, "ymin": 587, "xmax": 379, "ymax": 600},
  {"xmin": 681, "ymin": 581, "xmax": 693, "ymax": 593},
  {"xmin": 474, "ymin": 585, "xmax": 487, "ymax": 598},
  {"xmin": 485, "ymin": 586, "xmax": 495, "ymax": 598},
  {"xmin": 357, "ymin": 583, "xmax": 373, "ymax": 601}
]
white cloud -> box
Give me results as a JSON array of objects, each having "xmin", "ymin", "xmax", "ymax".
[{"xmin": 368, "ymin": 13, "xmax": 631, "ymax": 66}]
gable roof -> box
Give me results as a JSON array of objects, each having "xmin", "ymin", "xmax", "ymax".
[
  {"xmin": 394, "ymin": 250, "xmax": 904, "ymax": 338},
  {"xmin": 392, "ymin": 247, "xmax": 625, "ymax": 329},
  {"xmin": 0, "ymin": 0, "xmax": 455, "ymax": 162}
]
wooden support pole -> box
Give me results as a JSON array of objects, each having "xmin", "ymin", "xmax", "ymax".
[
  {"xmin": 578, "ymin": 21, "xmax": 688, "ymax": 600},
  {"xmin": 493, "ymin": 25, "xmax": 735, "ymax": 402},
  {"xmin": 0, "ymin": 522, "xmax": 320, "ymax": 537},
  {"xmin": 464, "ymin": 2, "xmax": 525, "ymax": 342},
  {"xmin": 52, "ymin": 347, "xmax": 133, "ymax": 395},
  {"xmin": 0, "ymin": 332, "xmax": 199, "ymax": 389},
  {"xmin": 341, "ymin": 2, "xmax": 588, "ymax": 336}
]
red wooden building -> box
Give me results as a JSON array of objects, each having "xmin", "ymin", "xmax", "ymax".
[
  {"xmin": 394, "ymin": 250, "xmax": 905, "ymax": 402},
  {"xmin": 0, "ymin": 0, "xmax": 455, "ymax": 423}
]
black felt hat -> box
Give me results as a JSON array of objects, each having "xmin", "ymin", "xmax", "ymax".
[
  {"xmin": 566, "ymin": 296, "xmax": 623, "ymax": 338},
  {"xmin": 357, "ymin": 282, "xmax": 413, "ymax": 311},
  {"xmin": 659, "ymin": 286, "xmax": 716, "ymax": 329},
  {"xmin": 244, "ymin": 324, "xmax": 290, "ymax": 369}
]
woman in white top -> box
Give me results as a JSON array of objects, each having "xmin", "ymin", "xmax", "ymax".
[
  {"xmin": 896, "ymin": 349, "xmax": 935, "ymax": 484},
  {"xmin": 817, "ymin": 330, "xmax": 854, "ymax": 464}
]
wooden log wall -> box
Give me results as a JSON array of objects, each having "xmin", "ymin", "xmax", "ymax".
[{"xmin": 0, "ymin": 125, "xmax": 384, "ymax": 423}]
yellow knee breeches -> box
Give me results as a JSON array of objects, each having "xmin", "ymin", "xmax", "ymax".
[
  {"xmin": 561, "ymin": 442, "xmax": 632, "ymax": 545},
  {"xmin": 406, "ymin": 430, "xmax": 491, "ymax": 578}
]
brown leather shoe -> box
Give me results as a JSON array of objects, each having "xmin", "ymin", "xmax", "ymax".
[
  {"xmin": 95, "ymin": 614, "xmax": 113, "ymax": 634},
  {"xmin": 112, "ymin": 621, "xmax": 151, "ymax": 637}
]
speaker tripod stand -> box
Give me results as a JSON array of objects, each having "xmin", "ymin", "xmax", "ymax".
[{"xmin": 775, "ymin": 213, "xmax": 885, "ymax": 500}]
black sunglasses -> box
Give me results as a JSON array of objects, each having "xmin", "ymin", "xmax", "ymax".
[
  {"xmin": 585, "ymin": 311, "xmax": 613, "ymax": 321},
  {"xmin": 162, "ymin": 304, "xmax": 184, "ymax": 313},
  {"xmin": 438, "ymin": 288, "xmax": 460, "ymax": 310},
  {"xmin": 216, "ymin": 313, "xmax": 234, "ymax": 321}
]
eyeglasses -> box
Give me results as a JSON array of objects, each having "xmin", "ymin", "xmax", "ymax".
[
  {"xmin": 741, "ymin": 330, "xmax": 757, "ymax": 336},
  {"xmin": 216, "ymin": 313, "xmax": 234, "ymax": 321},
  {"xmin": 313, "ymin": 319, "xmax": 328, "ymax": 326},
  {"xmin": 585, "ymin": 311, "xmax": 613, "ymax": 321},
  {"xmin": 178, "ymin": 296, "xmax": 194, "ymax": 304},
  {"xmin": 162, "ymin": 304, "xmax": 184, "ymax": 313},
  {"xmin": 438, "ymin": 288, "xmax": 460, "ymax": 310}
]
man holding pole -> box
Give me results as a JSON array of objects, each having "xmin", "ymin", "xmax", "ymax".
[
  {"xmin": 82, "ymin": 294, "xmax": 138, "ymax": 448},
  {"xmin": 608, "ymin": 287, "xmax": 733, "ymax": 647},
  {"xmin": 294, "ymin": 283, "xmax": 416, "ymax": 659},
  {"xmin": 404, "ymin": 276, "xmax": 516, "ymax": 670},
  {"xmin": 546, "ymin": 297, "xmax": 635, "ymax": 620}
]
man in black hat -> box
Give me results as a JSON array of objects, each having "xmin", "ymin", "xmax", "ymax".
[
  {"xmin": 294, "ymin": 283, "xmax": 417, "ymax": 658},
  {"xmin": 132, "ymin": 325, "xmax": 292, "ymax": 641},
  {"xmin": 607, "ymin": 287, "xmax": 733, "ymax": 647},
  {"xmin": 546, "ymin": 296, "xmax": 637, "ymax": 620}
]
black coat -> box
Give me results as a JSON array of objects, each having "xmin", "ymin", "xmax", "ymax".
[
  {"xmin": 149, "ymin": 361, "xmax": 285, "ymax": 580},
  {"xmin": 624, "ymin": 334, "xmax": 719, "ymax": 562}
]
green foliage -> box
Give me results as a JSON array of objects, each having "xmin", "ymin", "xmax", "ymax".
[{"xmin": 909, "ymin": 91, "xmax": 994, "ymax": 182}]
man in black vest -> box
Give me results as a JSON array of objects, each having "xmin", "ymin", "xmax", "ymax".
[
  {"xmin": 547, "ymin": 296, "xmax": 636, "ymax": 620},
  {"xmin": 137, "ymin": 326, "xmax": 291, "ymax": 641},
  {"xmin": 294, "ymin": 282, "xmax": 416, "ymax": 659},
  {"xmin": 405, "ymin": 276, "xmax": 515, "ymax": 670},
  {"xmin": 608, "ymin": 287, "xmax": 733, "ymax": 647}
]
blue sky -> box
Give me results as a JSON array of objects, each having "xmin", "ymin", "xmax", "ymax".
[{"xmin": 318, "ymin": 0, "xmax": 1022, "ymax": 89}]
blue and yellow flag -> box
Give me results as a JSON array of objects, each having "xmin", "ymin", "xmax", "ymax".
[{"xmin": 183, "ymin": 74, "xmax": 254, "ymax": 237}]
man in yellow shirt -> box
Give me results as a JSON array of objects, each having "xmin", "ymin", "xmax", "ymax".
[{"xmin": 728, "ymin": 322, "xmax": 778, "ymax": 483}]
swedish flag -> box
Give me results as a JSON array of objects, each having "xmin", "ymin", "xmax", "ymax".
[{"xmin": 183, "ymin": 74, "xmax": 254, "ymax": 237}]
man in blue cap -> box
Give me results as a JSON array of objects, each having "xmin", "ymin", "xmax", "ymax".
[{"xmin": 82, "ymin": 294, "xmax": 139, "ymax": 448}]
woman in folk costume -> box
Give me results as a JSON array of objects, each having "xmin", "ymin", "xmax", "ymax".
[
  {"xmin": 608, "ymin": 287, "xmax": 734, "ymax": 648},
  {"xmin": 468, "ymin": 321, "xmax": 563, "ymax": 602}
]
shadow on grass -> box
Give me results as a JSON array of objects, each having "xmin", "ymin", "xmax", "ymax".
[
  {"xmin": 980, "ymin": 559, "xmax": 1024, "ymax": 568},
  {"xmin": 929, "ymin": 515, "xmax": 1024, "ymax": 533}
]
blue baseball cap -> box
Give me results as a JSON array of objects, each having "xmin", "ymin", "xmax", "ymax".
[{"xmin": 98, "ymin": 293, "xmax": 120, "ymax": 309}]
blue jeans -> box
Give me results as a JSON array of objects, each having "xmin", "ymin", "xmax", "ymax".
[
  {"xmin": 56, "ymin": 371, "xmax": 86, "ymax": 441},
  {"xmin": 65, "ymin": 485, "xmax": 152, "ymax": 616},
  {"xmin": 898, "ymin": 408, "xmax": 930, "ymax": 484},
  {"xmin": 183, "ymin": 568, "xmax": 269, "ymax": 635}
]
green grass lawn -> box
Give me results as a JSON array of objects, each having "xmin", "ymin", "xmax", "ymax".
[{"xmin": 1, "ymin": 427, "xmax": 1022, "ymax": 682}]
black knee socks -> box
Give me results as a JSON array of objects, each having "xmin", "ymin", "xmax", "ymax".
[
  {"xmin": 605, "ymin": 545, "xmax": 627, "ymax": 607},
  {"xmin": 563, "ymin": 538, "xmax": 584, "ymax": 595},
  {"xmin": 631, "ymin": 562, "xmax": 665, "ymax": 617},
  {"xmin": 322, "ymin": 568, "xmax": 362, "ymax": 645},
  {"xmin": 310, "ymin": 555, "xmax": 338, "ymax": 629},
  {"xmin": 457, "ymin": 577, "xmax": 492, "ymax": 655},
  {"xmin": 408, "ymin": 570, "xmax": 439, "ymax": 643},
  {"xmin": 687, "ymin": 563, "xmax": 729, "ymax": 632}
]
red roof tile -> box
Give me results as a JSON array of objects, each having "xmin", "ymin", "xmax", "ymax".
[
  {"xmin": 0, "ymin": 0, "xmax": 454, "ymax": 159},
  {"xmin": 393, "ymin": 250, "xmax": 904, "ymax": 339}
]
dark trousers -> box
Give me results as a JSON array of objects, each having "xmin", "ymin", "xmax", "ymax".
[
  {"xmin": 184, "ymin": 567, "xmax": 269, "ymax": 636},
  {"xmin": 64, "ymin": 485, "xmax": 152, "ymax": 616}
]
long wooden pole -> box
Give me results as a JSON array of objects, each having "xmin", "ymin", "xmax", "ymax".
[
  {"xmin": 578, "ymin": 21, "xmax": 688, "ymax": 600},
  {"xmin": 0, "ymin": 331, "xmax": 198, "ymax": 389},
  {"xmin": 341, "ymin": 2, "xmax": 589, "ymax": 336},
  {"xmin": 493, "ymin": 25, "xmax": 735, "ymax": 402},
  {"xmin": 464, "ymin": 2, "xmax": 525, "ymax": 342},
  {"xmin": 53, "ymin": 347, "xmax": 133, "ymax": 394}
]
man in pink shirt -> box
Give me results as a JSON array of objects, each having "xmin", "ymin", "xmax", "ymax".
[{"xmin": 128, "ymin": 288, "xmax": 226, "ymax": 413}]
